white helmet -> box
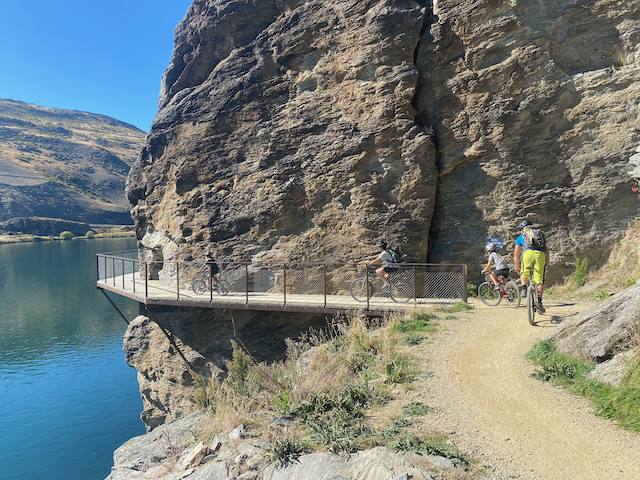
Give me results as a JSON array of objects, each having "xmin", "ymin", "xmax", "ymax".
[{"xmin": 485, "ymin": 243, "xmax": 497, "ymax": 252}]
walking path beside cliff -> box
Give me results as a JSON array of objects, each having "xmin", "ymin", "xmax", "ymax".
[{"xmin": 412, "ymin": 298, "xmax": 640, "ymax": 480}]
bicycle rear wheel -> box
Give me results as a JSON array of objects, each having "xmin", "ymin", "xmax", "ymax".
[
  {"xmin": 389, "ymin": 279, "xmax": 414, "ymax": 303},
  {"xmin": 192, "ymin": 278, "xmax": 207, "ymax": 295},
  {"xmin": 350, "ymin": 278, "xmax": 373, "ymax": 302},
  {"xmin": 478, "ymin": 282, "xmax": 501, "ymax": 306},
  {"xmin": 504, "ymin": 281, "xmax": 520, "ymax": 309},
  {"xmin": 214, "ymin": 279, "xmax": 230, "ymax": 296},
  {"xmin": 526, "ymin": 285, "xmax": 536, "ymax": 325}
]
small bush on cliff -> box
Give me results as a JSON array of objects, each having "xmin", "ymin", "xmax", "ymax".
[
  {"xmin": 572, "ymin": 250, "xmax": 589, "ymax": 286},
  {"xmin": 59, "ymin": 231, "xmax": 73, "ymax": 240}
]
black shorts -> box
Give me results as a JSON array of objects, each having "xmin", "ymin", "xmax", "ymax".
[
  {"xmin": 383, "ymin": 265, "xmax": 398, "ymax": 273},
  {"xmin": 493, "ymin": 268, "xmax": 509, "ymax": 278}
]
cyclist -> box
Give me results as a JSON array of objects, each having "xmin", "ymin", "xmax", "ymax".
[
  {"xmin": 197, "ymin": 252, "xmax": 220, "ymax": 288},
  {"xmin": 371, "ymin": 240, "xmax": 395, "ymax": 287},
  {"xmin": 514, "ymin": 221, "xmax": 550, "ymax": 313},
  {"xmin": 481, "ymin": 242, "xmax": 510, "ymax": 296}
]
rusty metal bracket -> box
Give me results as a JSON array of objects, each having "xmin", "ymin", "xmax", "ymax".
[
  {"xmin": 99, "ymin": 288, "xmax": 131, "ymax": 325},
  {"xmin": 145, "ymin": 306, "xmax": 193, "ymax": 370}
]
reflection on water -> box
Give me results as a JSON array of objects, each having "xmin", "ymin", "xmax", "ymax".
[{"xmin": 0, "ymin": 237, "xmax": 145, "ymax": 480}]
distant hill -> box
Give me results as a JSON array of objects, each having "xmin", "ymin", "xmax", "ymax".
[{"xmin": 0, "ymin": 98, "xmax": 146, "ymax": 225}]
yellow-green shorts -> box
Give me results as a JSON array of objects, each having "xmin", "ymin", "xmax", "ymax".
[{"xmin": 521, "ymin": 249, "xmax": 546, "ymax": 284}]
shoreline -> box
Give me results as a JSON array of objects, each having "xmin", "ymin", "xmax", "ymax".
[{"xmin": 0, "ymin": 231, "xmax": 136, "ymax": 244}]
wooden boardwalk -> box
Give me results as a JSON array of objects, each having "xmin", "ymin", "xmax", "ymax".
[
  {"xmin": 97, "ymin": 252, "xmax": 468, "ymax": 315},
  {"xmin": 98, "ymin": 274, "xmax": 462, "ymax": 315}
]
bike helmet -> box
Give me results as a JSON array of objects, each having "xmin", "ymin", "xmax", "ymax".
[
  {"xmin": 517, "ymin": 220, "xmax": 532, "ymax": 230},
  {"xmin": 205, "ymin": 252, "xmax": 212, "ymax": 258},
  {"xmin": 376, "ymin": 240, "xmax": 387, "ymax": 249},
  {"xmin": 485, "ymin": 242, "xmax": 497, "ymax": 252}
]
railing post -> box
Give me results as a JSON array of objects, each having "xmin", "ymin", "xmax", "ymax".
[
  {"xmin": 132, "ymin": 259, "xmax": 136, "ymax": 294},
  {"xmin": 144, "ymin": 262, "xmax": 148, "ymax": 299},
  {"xmin": 323, "ymin": 264, "xmax": 327, "ymax": 308},
  {"xmin": 411, "ymin": 265, "xmax": 418, "ymax": 308},
  {"xmin": 462, "ymin": 264, "xmax": 468, "ymax": 303},
  {"xmin": 122, "ymin": 258, "xmax": 125, "ymax": 290},
  {"xmin": 112, "ymin": 257, "xmax": 116, "ymax": 286},
  {"xmin": 283, "ymin": 264, "xmax": 287, "ymax": 307},
  {"xmin": 209, "ymin": 264, "xmax": 213, "ymax": 303},
  {"xmin": 176, "ymin": 262, "xmax": 180, "ymax": 301},
  {"xmin": 365, "ymin": 263, "xmax": 370, "ymax": 311},
  {"xmin": 245, "ymin": 264, "xmax": 249, "ymax": 305}
]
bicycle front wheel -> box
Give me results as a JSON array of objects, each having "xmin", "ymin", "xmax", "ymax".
[
  {"xmin": 350, "ymin": 278, "xmax": 373, "ymax": 302},
  {"xmin": 526, "ymin": 285, "xmax": 536, "ymax": 325},
  {"xmin": 478, "ymin": 282, "xmax": 501, "ymax": 306},
  {"xmin": 504, "ymin": 281, "xmax": 521, "ymax": 309},
  {"xmin": 192, "ymin": 278, "xmax": 207, "ymax": 295},
  {"xmin": 390, "ymin": 279, "xmax": 414, "ymax": 303},
  {"xmin": 215, "ymin": 279, "xmax": 230, "ymax": 296}
]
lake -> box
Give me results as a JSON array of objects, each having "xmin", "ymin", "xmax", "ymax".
[{"xmin": 0, "ymin": 237, "xmax": 145, "ymax": 480}]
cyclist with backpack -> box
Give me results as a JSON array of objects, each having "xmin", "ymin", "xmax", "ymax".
[
  {"xmin": 514, "ymin": 221, "xmax": 550, "ymax": 313},
  {"xmin": 371, "ymin": 240, "xmax": 398, "ymax": 287},
  {"xmin": 197, "ymin": 252, "xmax": 220, "ymax": 288}
]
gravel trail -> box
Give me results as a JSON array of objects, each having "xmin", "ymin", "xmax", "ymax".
[{"xmin": 412, "ymin": 298, "xmax": 640, "ymax": 480}]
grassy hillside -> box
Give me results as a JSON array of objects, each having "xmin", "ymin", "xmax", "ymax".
[{"xmin": 0, "ymin": 99, "xmax": 146, "ymax": 224}]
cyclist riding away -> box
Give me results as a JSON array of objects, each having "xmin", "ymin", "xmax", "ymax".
[
  {"xmin": 514, "ymin": 221, "xmax": 550, "ymax": 313},
  {"xmin": 197, "ymin": 252, "xmax": 220, "ymax": 288},
  {"xmin": 481, "ymin": 242, "xmax": 510, "ymax": 296},
  {"xmin": 371, "ymin": 240, "xmax": 395, "ymax": 288}
]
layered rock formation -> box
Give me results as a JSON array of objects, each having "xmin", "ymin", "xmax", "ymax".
[
  {"xmin": 121, "ymin": 0, "xmax": 640, "ymax": 433},
  {"xmin": 127, "ymin": 0, "xmax": 640, "ymax": 284}
]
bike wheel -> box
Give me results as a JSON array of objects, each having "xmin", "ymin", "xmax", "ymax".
[
  {"xmin": 390, "ymin": 279, "xmax": 414, "ymax": 303},
  {"xmin": 526, "ymin": 285, "xmax": 536, "ymax": 325},
  {"xmin": 214, "ymin": 279, "xmax": 230, "ymax": 296},
  {"xmin": 192, "ymin": 278, "xmax": 207, "ymax": 295},
  {"xmin": 478, "ymin": 282, "xmax": 501, "ymax": 306},
  {"xmin": 350, "ymin": 278, "xmax": 373, "ymax": 302},
  {"xmin": 504, "ymin": 281, "xmax": 521, "ymax": 309}
]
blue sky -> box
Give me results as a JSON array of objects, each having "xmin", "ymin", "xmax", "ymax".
[{"xmin": 0, "ymin": 0, "xmax": 193, "ymax": 131}]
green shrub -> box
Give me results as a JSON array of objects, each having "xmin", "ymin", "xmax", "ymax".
[
  {"xmin": 389, "ymin": 312, "xmax": 437, "ymax": 334},
  {"xmin": 467, "ymin": 282, "xmax": 477, "ymax": 297},
  {"xmin": 401, "ymin": 334, "xmax": 425, "ymax": 346},
  {"xmin": 402, "ymin": 402, "xmax": 433, "ymax": 416},
  {"xmin": 59, "ymin": 231, "xmax": 73, "ymax": 240},
  {"xmin": 572, "ymin": 250, "xmax": 588, "ymax": 286},
  {"xmin": 263, "ymin": 436, "xmax": 308, "ymax": 469},
  {"xmin": 85, "ymin": 230, "xmax": 96, "ymax": 239}
]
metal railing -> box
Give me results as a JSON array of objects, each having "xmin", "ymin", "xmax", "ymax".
[{"xmin": 96, "ymin": 250, "xmax": 468, "ymax": 312}]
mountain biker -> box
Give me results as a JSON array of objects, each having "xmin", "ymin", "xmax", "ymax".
[
  {"xmin": 514, "ymin": 221, "xmax": 550, "ymax": 313},
  {"xmin": 371, "ymin": 240, "xmax": 395, "ymax": 287},
  {"xmin": 481, "ymin": 242, "xmax": 510, "ymax": 296},
  {"xmin": 197, "ymin": 252, "xmax": 220, "ymax": 287}
]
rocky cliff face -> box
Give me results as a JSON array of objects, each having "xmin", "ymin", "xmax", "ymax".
[
  {"xmin": 122, "ymin": 0, "xmax": 640, "ymax": 431},
  {"xmin": 127, "ymin": 0, "xmax": 640, "ymax": 283}
]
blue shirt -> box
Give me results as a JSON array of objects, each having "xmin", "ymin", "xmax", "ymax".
[{"xmin": 516, "ymin": 234, "xmax": 546, "ymax": 252}]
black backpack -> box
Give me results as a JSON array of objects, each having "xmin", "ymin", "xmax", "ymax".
[
  {"xmin": 522, "ymin": 226, "xmax": 546, "ymax": 251},
  {"xmin": 387, "ymin": 247, "xmax": 403, "ymax": 263}
]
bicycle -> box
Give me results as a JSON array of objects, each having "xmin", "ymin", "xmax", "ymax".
[
  {"xmin": 524, "ymin": 266, "xmax": 544, "ymax": 325},
  {"xmin": 350, "ymin": 268, "xmax": 414, "ymax": 303},
  {"xmin": 192, "ymin": 272, "xmax": 230, "ymax": 296},
  {"xmin": 478, "ymin": 274, "xmax": 520, "ymax": 308}
]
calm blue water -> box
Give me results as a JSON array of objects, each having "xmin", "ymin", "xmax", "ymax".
[{"xmin": 0, "ymin": 237, "xmax": 145, "ymax": 480}]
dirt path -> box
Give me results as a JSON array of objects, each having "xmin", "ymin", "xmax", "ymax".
[{"xmin": 414, "ymin": 298, "xmax": 640, "ymax": 480}]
